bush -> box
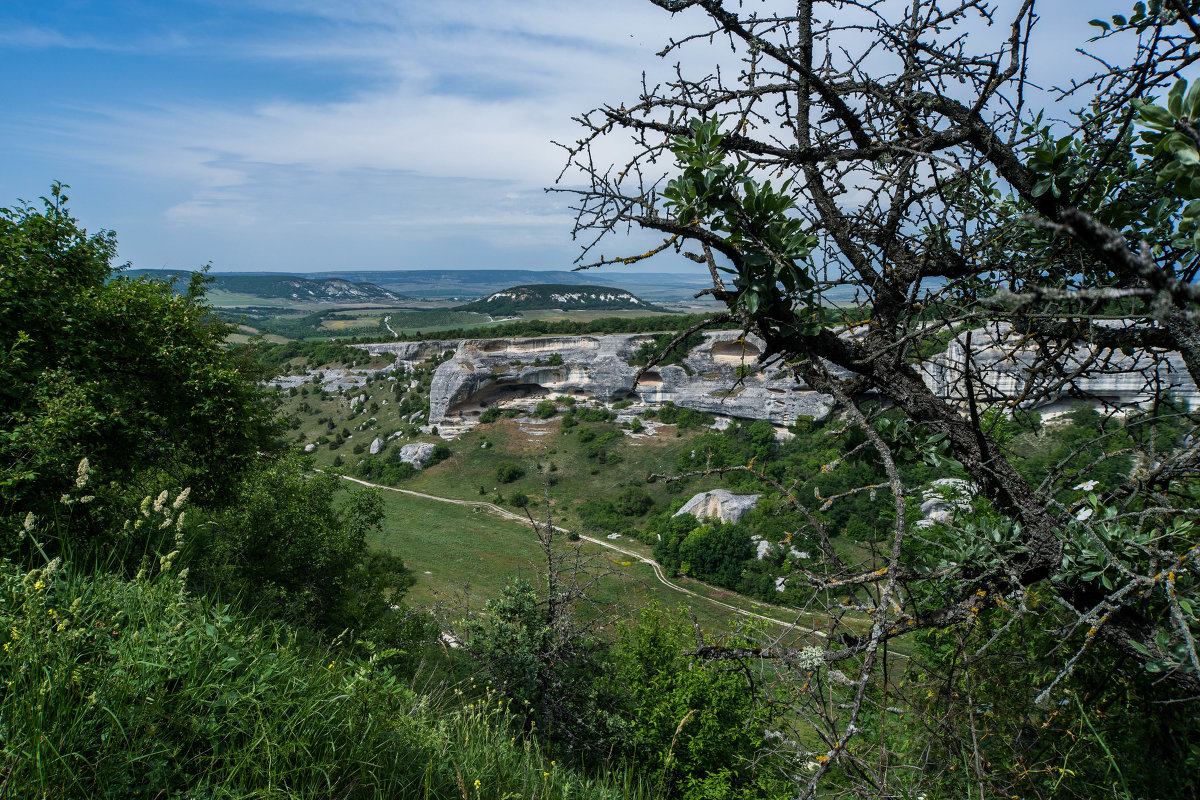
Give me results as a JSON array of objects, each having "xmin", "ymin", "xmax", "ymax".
[
  {"xmin": 578, "ymin": 499, "xmax": 624, "ymax": 532},
  {"xmin": 534, "ymin": 399, "xmax": 558, "ymax": 419},
  {"xmin": 609, "ymin": 609, "xmax": 781, "ymax": 800},
  {"xmin": 614, "ymin": 486, "xmax": 654, "ymax": 517},
  {"xmin": 424, "ymin": 443, "xmax": 448, "ymax": 465},
  {"xmin": 657, "ymin": 402, "xmax": 714, "ymax": 430},
  {"xmin": 479, "ymin": 406, "xmax": 502, "ymax": 423},
  {"xmin": 495, "ymin": 462, "xmax": 525, "ymax": 484},
  {"xmin": 193, "ymin": 453, "xmax": 411, "ymax": 636},
  {"xmin": 0, "ymin": 186, "xmax": 279, "ymax": 549}
]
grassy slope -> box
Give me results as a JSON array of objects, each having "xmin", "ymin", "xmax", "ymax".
[{"xmin": 370, "ymin": 490, "xmax": 806, "ymax": 634}]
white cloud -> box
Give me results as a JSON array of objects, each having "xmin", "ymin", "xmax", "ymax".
[{"xmin": 4, "ymin": 0, "xmax": 1163, "ymax": 272}]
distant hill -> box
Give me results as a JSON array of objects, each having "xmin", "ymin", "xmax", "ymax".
[
  {"xmin": 454, "ymin": 284, "xmax": 664, "ymax": 315},
  {"xmin": 125, "ymin": 270, "xmax": 409, "ymax": 303},
  {"xmin": 306, "ymin": 269, "xmax": 707, "ymax": 301}
]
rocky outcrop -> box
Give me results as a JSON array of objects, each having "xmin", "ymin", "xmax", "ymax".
[
  {"xmin": 921, "ymin": 323, "xmax": 1200, "ymax": 412},
  {"xmin": 369, "ymin": 437, "xmax": 384, "ymax": 455},
  {"xmin": 376, "ymin": 331, "xmax": 834, "ymax": 431},
  {"xmin": 917, "ymin": 478, "xmax": 976, "ymax": 528},
  {"xmin": 346, "ymin": 322, "xmax": 1198, "ymax": 440},
  {"xmin": 674, "ymin": 490, "xmax": 761, "ymax": 524},
  {"xmin": 398, "ymin": 442, "xmax": 437, "ymax": 469}
]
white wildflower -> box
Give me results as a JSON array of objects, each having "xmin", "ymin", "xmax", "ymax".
[
  {"xmin": 1075, "ymin": 507, "xmax": 1094, "ymax": 522},
  {"xmin": 78, "ymin": 496, "xmax": 95, "ymax": 505},
  {"xmin": 1073, "ymin": 480, "xmax": 1100, "ymax": 491},
  {"xmin": 172, "ymin": 488, "xmax": 191, "ymax": 510},
  {"xmin": 22, "ymin": 513, "xmax": 36, "ymax": 532},
  {"xmin": 152, "ymin": 490, "xmax": 169, "ymax": 514},
  {"xmin": 75, "ymin": 458, "xmax": 90, "ymax": 489}
]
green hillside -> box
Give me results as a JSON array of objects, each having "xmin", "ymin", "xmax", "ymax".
[
  {"xmin": 125, "ymin": 269, "xmax": 410, "ymax": 303},
  {"xmin": 455, "ymin": 284, "xmax": 664, "ymax": 314}
]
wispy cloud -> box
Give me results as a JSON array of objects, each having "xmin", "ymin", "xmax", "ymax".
[{"xmin": 0, "ymin": 0, "xmax": 1115, "ymax": 272}]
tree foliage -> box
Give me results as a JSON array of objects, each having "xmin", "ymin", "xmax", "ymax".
[
  {"xmin": 561, "ymin": 1, "xmax": 1200, "ymax": 795},
  {"xmin": 1, "ymin": 185, "xmax": 279, "ymax": 551}
]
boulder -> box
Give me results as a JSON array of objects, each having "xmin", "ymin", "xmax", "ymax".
[
  {"xmin": 917, "ymin": 478, "xmax": 975, "ymax": 527},
  {"xmin": 303, "ymin": 443, "xmax": 316, "ymax": 453},
  {"xmin": 674, "ymin": 489, "xmax": 760, "ymax": 524},
  {"xmin": 398, "ymin": 442, "xmax": 437, "ymax": 469},
  {"xmin": 369, "ymin": 437, "xmax": 384, "ymax": 455}
]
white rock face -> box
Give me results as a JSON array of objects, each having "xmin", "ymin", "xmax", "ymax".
[
  {"xmin": 674, "ymin": 490, "xmax": 761, "ymax": 524},
  {"xmin": 370, "ymin": 331, "xmax": 834, "ymax": 432},
  {"xmin": 398, "ymin": 442, "xmax": 437, "ymax": 469},
  {"xmin": 921, "ymin": 322, "xmax": 1200, "ymax": 411},
  {"xmin": 369, "ymin": 437, "xmax": 384, "ymax": 455},
  {"xmin": 752, "ymin": 535, "xmax": 772, "ymax": 559}
]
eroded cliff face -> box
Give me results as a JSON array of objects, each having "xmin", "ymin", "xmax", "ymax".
[
  {"xmin": 363, "ymin": 331, "xmax": 833, "ymax": 433},
  {"xmin": 920, "ymin": 323, "xmax": 1200, "ymax": 413},
  {"xmin": 355, "ymin": 324, "xmax": 1199, "ymax": 437}
]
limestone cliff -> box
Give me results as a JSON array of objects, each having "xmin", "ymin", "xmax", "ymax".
[
  {"xmin": 363, "ymin": 331, "xmax": 833, "ymax": 431},
  {"xmin": 354, "ymin": 323, "xmax": 1198, "ymax": 436}
]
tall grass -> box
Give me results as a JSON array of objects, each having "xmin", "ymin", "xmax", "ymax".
[{"xmin": 0, "ymin": 554, "xmax": 647, "ymax": 799}]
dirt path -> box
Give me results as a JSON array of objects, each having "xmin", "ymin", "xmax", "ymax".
[{"xmin": 338, "ymin": 473, "xmax": 824, "ymax": 636}]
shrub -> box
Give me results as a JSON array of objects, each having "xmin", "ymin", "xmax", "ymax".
[
  {"xmin": 614, "ymin": 486, "xmax": 654, "ymax": 517},
  {"xmin": 534, "ymin": 399, "xmax": 558, "ymax": 419},
  {"xmin": 479, "ymin": 406, "xmax": 501, "ymax": 423},
  {"xmin": 495, "ymin": 462, "xmax": 525, "ymax": 484},
  {"xmin": 428, "ymin": 442, "xmax": 451, "ymax": 465}
]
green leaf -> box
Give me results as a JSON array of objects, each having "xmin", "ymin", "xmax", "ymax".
[
  {"xmin": 1168, "ymin": 78, "xmax": 1187, "ymax": 119},
  {"xmin": 1088, "ymin": 18, "xmax": 1111, "ymax": 30},
  {"xmin": 1139, "ymin": 103, "xmax": 1175, "ymax": 129},
  {"xmin": 1184, "ymin": 79, "xmax": 1200, "ymax": 119}
]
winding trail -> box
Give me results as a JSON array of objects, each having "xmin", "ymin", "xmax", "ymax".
[
  {"xmin": 338, "ymin": 474, "xmax": 824, "ymax": 636},
  {"xmin": 382, "ymin": 315, "xmax": 399, "ymax": 339}
]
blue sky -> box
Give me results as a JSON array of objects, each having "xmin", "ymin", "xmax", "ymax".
[{"xmin": 2, "ymin": 1, "xmax": 1113, "ymax": 274}]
